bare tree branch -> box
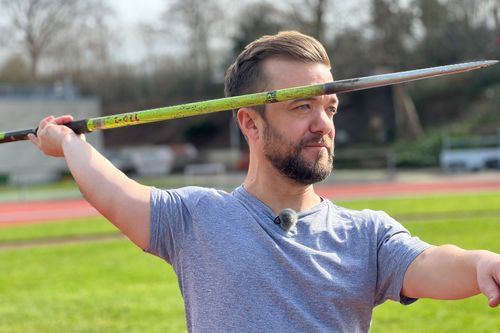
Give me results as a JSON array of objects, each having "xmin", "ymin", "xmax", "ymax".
[{"xmin": 1, "ymin": 0, "xmax": 114, "ymax": 79}]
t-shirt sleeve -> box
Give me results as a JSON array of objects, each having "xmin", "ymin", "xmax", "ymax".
[
  {"xmin": 144, "ymin": 187, "xmax": 193, "ymax": 265},
  {"xmin": 372, "ymin": 211, "xmax": 432, "ymax": 306}
]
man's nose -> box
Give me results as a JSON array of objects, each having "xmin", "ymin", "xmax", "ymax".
[{"xmin": 309, "ymin": 107, "xmax": 334, "ymax": 136}]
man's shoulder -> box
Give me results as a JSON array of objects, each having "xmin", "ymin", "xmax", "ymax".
[
  {"xmin": 329, "ymin": 201, "xmax": 391, "ymax": 220},
  {"xmin": 152, "ymin": 186, "xmax": 234, "ymax": 205},
  {"xmin": 327, "ymin": 201, "xmax": 398, "ymax": 231}
]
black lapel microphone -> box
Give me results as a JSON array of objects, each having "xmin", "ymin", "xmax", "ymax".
[{"xmin": 273, "ymin": 208, "xmax": 298, "ymax": 231}]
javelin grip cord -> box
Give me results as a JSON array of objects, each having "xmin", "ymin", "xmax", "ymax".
[{"xmin": 0, "ymin": 119, "xmax": 89, "ymax": 143}]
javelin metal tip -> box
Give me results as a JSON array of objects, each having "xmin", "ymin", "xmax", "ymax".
[
  {"xmin": 481, "ymin": 60, "xmax": 498, "ymax": 65},
  {"xmin": 452, "ymin": 60, "xmax": 498, "ymax": 69},
  {"xmin": 474, "ymin": 60, "xmax": 498, "ymax": 67},
  {"xmin": 464, "ymin": 60, "xmax": 498, "ymax": 71}
]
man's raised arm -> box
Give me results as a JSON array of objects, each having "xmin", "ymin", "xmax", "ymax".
[
  {"xmin": 402, "ymin": 244, "xmax": 500, "ymax": 307},
  {"xmin": 29, "ymin": 115, "xmax": 151, "ymax": 250}
]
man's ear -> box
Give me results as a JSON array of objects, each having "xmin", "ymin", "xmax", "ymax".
[{"xmin": 237, "ymin": 108, "xmax": 261, "ymax": 140}]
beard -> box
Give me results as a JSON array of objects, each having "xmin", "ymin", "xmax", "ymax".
[{"xmin": 263, "ymin": 122, "xmax": 334, "ymax": 185}]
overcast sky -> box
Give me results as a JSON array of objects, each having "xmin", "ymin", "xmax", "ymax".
[
  {"xmin": 108, "ymin": 0, "xmax": 165, "ymax": 26},
  {"xmin": 106, "ymin": 0, "xmax": 167, "ymax": 63},
  {"xmin": 0, "ymin": 0, "xmax": 370, "ymax": 66},
  {"xmin": 105, "ymin": 0, "xmax": 371, "ymax": 64}
]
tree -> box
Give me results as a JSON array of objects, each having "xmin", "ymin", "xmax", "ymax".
[
  {"xmin": 370, "ymin": 0, "xmax": 423, "ymax": 140},
  {"xmin": 62, "ymin": 1, "xmax": 116, "ymax": 73},
  {"xmin": 329, "ymin": 28, "xmax": 376, "ymax": 78},
  {"xmin": 161, "ymin": 0, "xmax": 224, "ymax": 78},
  {"xmin": 0, "ymin": 53, "xmax": 32, "ymax": 84},
  {"xmin": 1, "ymin": 0, "xmax": 112, "ymax": 79},
  {"xmin": 287, "ymin": 0, "xmax": 331, "ymax": 42},
  {"xmin": 229, "ymin": 2, "xmax": 286, "ymax": 59},
  {"xmin": 414, "ymin": 0, "xmax": 500, "ymax": 65},
  {"xmin": 370, "ymin": 0, "xmax": 416, "ymax": 69}
]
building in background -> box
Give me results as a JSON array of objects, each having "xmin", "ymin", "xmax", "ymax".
[{"xmin": 0, "ymin": 82, "xmax": 103, "ymax": 184}]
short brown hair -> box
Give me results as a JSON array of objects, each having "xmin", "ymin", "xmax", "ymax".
[{"xmin": 224, "ymin": 31, "xmax": 331, "ymax": 100}]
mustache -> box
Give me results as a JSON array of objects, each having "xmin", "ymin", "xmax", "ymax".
[{"xmin": 298, "ymin": 135, "xmax": 334, "ymax": 152}]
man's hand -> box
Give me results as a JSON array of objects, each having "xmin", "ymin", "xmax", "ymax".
[
  {"xmin": 28, "ymin": 115, "xmax": 83, "ymax": 157},
  {"xmin": 476, "ymin": 251, "xmax": 500, "ymax": 307}
]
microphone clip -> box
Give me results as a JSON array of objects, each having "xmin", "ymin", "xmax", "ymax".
[{"xmin": 273, "ymin": 208, "xmax": 298, "ymax": 232}]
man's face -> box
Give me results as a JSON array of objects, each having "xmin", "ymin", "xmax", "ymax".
[
  {"xmin": 259, "ymin": 58, "xmax": 338, "ymax": 185},
  {"xmin": 263, "ymin": 119, "xmax": 334, "ymax": 185}
]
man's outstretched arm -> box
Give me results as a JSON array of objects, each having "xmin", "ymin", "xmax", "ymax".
[
  {"xmin": 29, "ymin": 115, "xmax": 151, "ymax": 249},
  {"xmin": 402, "ymin": 244, "xmax": 500, "ymax": 307}
]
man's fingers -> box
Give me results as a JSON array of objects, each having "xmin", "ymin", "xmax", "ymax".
[
  {"xmin": 39, "ymin": 115, "xmax": 55, "ymax": 129},
  {"xmin": 53, "ymin": 115, "xmax": 74, "ymax": 125},
  {"xmin": 487, "ymin": 281, "xmax": 500, "ymax": 307},
  {"xmin": 479, "ymin": 275, "xmax": 500, "ymax": 307},
  {"xmin": 490, "ymin": 294, "xmax": 500, "ymax": 307},
  {"xmin": 27, "ymin": 133, "xmax": 39, "ymax": 147},
  {"xmin": 38, "ymin": 115, "xmax": 73, "ymax": 131}
]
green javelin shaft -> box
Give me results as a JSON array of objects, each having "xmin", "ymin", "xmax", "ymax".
[{"xmin": 0, "ymin": 60, "xmax": 497, "ymax": 144}]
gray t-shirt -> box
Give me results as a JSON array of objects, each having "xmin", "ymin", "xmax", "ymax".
[{"xmin": 146, "ymin": 186, "xmax": 431, "ymax": 332}]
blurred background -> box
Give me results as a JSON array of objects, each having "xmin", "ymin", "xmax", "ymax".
[
  {"xmin": 1, "ymin": 2, "xmax": 500, "ymax": 332},
  {"xmin": 0, "ymin": 0, "xmax": 500, "ymax": 187}
]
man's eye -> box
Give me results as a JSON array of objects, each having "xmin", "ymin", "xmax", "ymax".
[
  {"xmin": 327, "ymin": 106, "xmax": 337, "ymax": 114},
  {"xmin": 295, "ymin": 104, "xmax": 311, "ymax": 112}
]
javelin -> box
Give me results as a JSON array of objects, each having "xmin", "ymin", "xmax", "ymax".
[{"xmin": 0, "ymin": 60, "xmax": 497, "ymax": 144}]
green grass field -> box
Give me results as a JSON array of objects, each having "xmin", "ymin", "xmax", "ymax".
[{"xmin": 1, "ymin": 191, "xmax": 500, "ymax": 332}]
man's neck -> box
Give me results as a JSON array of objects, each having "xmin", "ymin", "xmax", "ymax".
[{"xmin": 243, "ymin": 162, "xmax": 322, "ymax": 215}]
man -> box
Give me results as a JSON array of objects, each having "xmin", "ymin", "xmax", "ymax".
[{"xmin": 29, "ymin": 31, "xmax": 499, "ymax": 332}]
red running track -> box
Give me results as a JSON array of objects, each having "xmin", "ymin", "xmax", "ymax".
[
  {"xmin": 316, "ymin": 179, "xmax": 500, "ymax": 200},
  {"xmin": 2, "ymin": 178, "xmax": 500, "ymax": 227},
  {"xmin": 0, "ymin": 199, "xmax": 99, "ymax": 226}
]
